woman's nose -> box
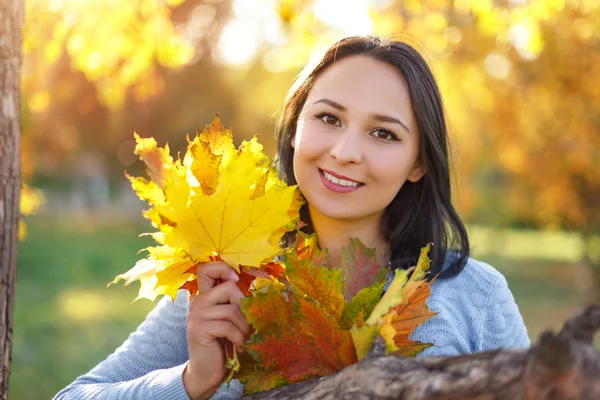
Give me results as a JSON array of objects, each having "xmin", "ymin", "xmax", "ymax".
[{"xmin": 328, "ymin": 127, "xmax": 363, "ymax": 164}]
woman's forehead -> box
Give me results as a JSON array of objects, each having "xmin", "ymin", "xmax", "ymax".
[{"xmin": 305, "ymin": 56, "xmax": 414, "ymax": 124}]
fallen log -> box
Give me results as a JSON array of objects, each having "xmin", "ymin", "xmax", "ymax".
[{"xmin": 244, "ymin": 305, "xmax": 600, "ymax": 400}]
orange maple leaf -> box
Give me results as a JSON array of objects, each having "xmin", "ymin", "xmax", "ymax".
[{"xmin": 380, "ymin": 245, "xmax": 437, "ymax": 356}]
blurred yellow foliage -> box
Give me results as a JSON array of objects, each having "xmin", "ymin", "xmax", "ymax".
[
  {"xmin": 19, "ymin": 185, "xmax": 45, "ymax": 241},
  {"xmin": 21, "ymin": 0, "xmax": 600, "ymax": 235},
  {"xmin": 272, "ymin": 0, "xmax": 600, "ymax": 232},
  {"xmin": 20, "ymin": 184, "xmax": 44, "ymax": 217},
  {"xmin": 23, "ymin": 0, "xmax": 195, "ymax": 110}
]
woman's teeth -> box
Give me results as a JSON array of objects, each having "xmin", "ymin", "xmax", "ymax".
[{"xmin": 322, "ymin": 171, "xmax": 360, "ymax": 187}]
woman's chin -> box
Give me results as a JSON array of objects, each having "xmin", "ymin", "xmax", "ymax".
[{"xmin": 308, "ymin": 203, "xmax": 370, "ymax": 223}]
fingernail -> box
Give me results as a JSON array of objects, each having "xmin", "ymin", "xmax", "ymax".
[{"xmin": 231, "ymin": 272, "xmax": 239, "ymax": 282}]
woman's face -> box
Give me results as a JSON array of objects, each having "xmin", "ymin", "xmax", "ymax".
[{"xmin": 292, "ymin": 55, "xmax": 425, "ymax": 225}]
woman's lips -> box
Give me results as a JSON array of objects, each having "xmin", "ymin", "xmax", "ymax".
[
  {"xmin": 319, "ymin": 169, "xmax": 364, "ymax": 193},
  {"xmin": 320, "ymin": 169, "xmax": 363, "ymax": 184}
]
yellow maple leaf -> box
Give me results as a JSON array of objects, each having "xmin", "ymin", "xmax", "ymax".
[
  {"xmin": 379, "ymin": 244, "xmax": 436, "ymax": 355},
  {"xmin": 350, "ymin": 268, "xmax": 410, "ymax": 360},
  {"xmin": 111, "ymin": 246, "xmax": 196, "ymax": 302},
  {"xmin": 109, "ymin": 116, "xmax": 303, "ymax": 301}
]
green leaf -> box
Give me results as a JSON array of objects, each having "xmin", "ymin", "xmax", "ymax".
[{"xmin": 341, "ymin": 280, "xmax": 385, "ymax": 330}]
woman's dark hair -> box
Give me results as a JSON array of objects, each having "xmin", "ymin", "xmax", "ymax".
[{"xmin": 275, "ymin": 36, "xmax": 469, "ymax": 279}]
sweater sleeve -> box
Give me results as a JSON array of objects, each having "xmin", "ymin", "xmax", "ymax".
[
  {"xmin": 477, "ymin": 267, "xmax": 531, "ymax": 351},
  {"xmin": 53, "ymin": 290, "xmax": 192, "ymax": 400},
  {"xmin": 408, "ymin": 258, "xmax": 530, "ymax": 357}
]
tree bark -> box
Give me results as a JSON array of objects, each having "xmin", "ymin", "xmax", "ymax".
[
  {"xmin": 0, "ymin": 0, "xmax": 23, "ymax": 398},
  {"xmin": 244, "ymin": 306, "xmax": 600, "ymax": 400}
]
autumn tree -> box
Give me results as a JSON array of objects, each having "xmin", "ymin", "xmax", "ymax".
[
  {"xmin": 0, "ymin": 0, "xmax": 23, "ymax": 397},
  {"xmin": 20, "ymin": 0, "xmax": 235, "ymax": 193}
]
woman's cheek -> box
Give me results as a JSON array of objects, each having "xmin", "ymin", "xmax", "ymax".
[
  {"xmin": 294, "ymin": 121, "xmax": 317, "ymax": 155},
  {"xmin": 294, "ymin": 116, "xmax": 309, "ymax": 142}
]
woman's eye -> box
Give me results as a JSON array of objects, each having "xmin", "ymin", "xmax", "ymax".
[
  {"xmin": 372, "ymin": 129, "xmax": 399, "ymax": 141},
  {"xmin": 317, "ymin": 113, "xmax": 341, "ymax": 126}
]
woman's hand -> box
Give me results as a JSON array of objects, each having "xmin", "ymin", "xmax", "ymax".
[{"xmin": 182, "ymin": 262, "xmax": 250, "ymax": 400}]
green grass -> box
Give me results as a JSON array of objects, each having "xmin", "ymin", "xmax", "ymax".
[
  {"xmin": 8, "ymin": 215, "xmax": 590, "ymax": 399},
  {"xmin": 11, "ymin": 215, "xmax": 156, "ymax": 400}
]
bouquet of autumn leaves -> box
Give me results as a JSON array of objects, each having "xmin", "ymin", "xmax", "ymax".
[{"xmin": 110, "ymin": 116, "xmax": 437, "ymax": 394}]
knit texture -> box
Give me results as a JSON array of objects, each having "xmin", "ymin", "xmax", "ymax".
[{"xmin": 53, "ymin": 258, "xmax": 530, "ymax": 400}]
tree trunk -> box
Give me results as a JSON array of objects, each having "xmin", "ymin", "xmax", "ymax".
[
  {"xmin": 0, "ymin": 0, "xmax": 23, "ymax": 398},
  {"xmin": 244, "ymin": 306, "xmax": 600, "ymax": 400}
]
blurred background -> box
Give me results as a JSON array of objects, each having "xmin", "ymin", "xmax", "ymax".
[{"xmin": 12, "ymin": 0, "xmax": 600, "ymax": 398}]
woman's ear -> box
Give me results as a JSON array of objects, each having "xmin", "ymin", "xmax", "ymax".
[
  {"xmin": 290, "ymin": 135, "xmax": 296, "ymax": 149},
  {"xmin": 407, "ymin": 163, "xmax": 427, "ymax": 183}
]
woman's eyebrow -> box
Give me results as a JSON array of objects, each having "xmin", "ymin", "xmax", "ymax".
[
  {"xmin": 371, "ymin": 114, "xmax": 410, "ymax": 134},
  {"xmin": 312, "ymin": 98, "xmax": 346, "ymax": 111}
]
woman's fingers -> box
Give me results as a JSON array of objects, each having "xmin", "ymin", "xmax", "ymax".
[
  {"xmin": 199, "ymin": 304, "xmax": 251, "ymax": 336},
  {"xmin": 189, "ymin": 280, "xmax": 249, "ymax": 334},
  {"xmin": 201, "ymin": 320, "xmax": 247, "ymax": 347},
  {"xmin": 183, "ymin": 263, "xmax": 246, "ymax": 398},
  {"xmin": 196, "ymin": 262, "xmax": 239, "ymax": 293},
  {"xmin": 196, "ymin": 280, "xmax": 245, "ymax": 307}
]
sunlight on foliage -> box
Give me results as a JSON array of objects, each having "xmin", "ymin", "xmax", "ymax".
[
  {"xmin": 23, "ymin": 0, "xmax": 195, "ymax": 110},
  {"xmin": 21, "ymin": 0, "xmax": 600, "ymax": 250}
]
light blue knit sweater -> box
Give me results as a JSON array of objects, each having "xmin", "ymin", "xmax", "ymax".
[{"xmin": 53, "ymin": 258, "xmax": 530, "ymax": 399}]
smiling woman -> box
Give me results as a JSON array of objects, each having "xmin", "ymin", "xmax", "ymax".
[
  {"xmin": 289, "ymin": 56, "xmax": 425, "ymax": 269},
  {"xmin": 54, "ymin": 37, "xmax": 529, "ymax": 400},
  {"xmin": 277, "ymin": 38, "xmax": 465, "ymax": 277}
]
